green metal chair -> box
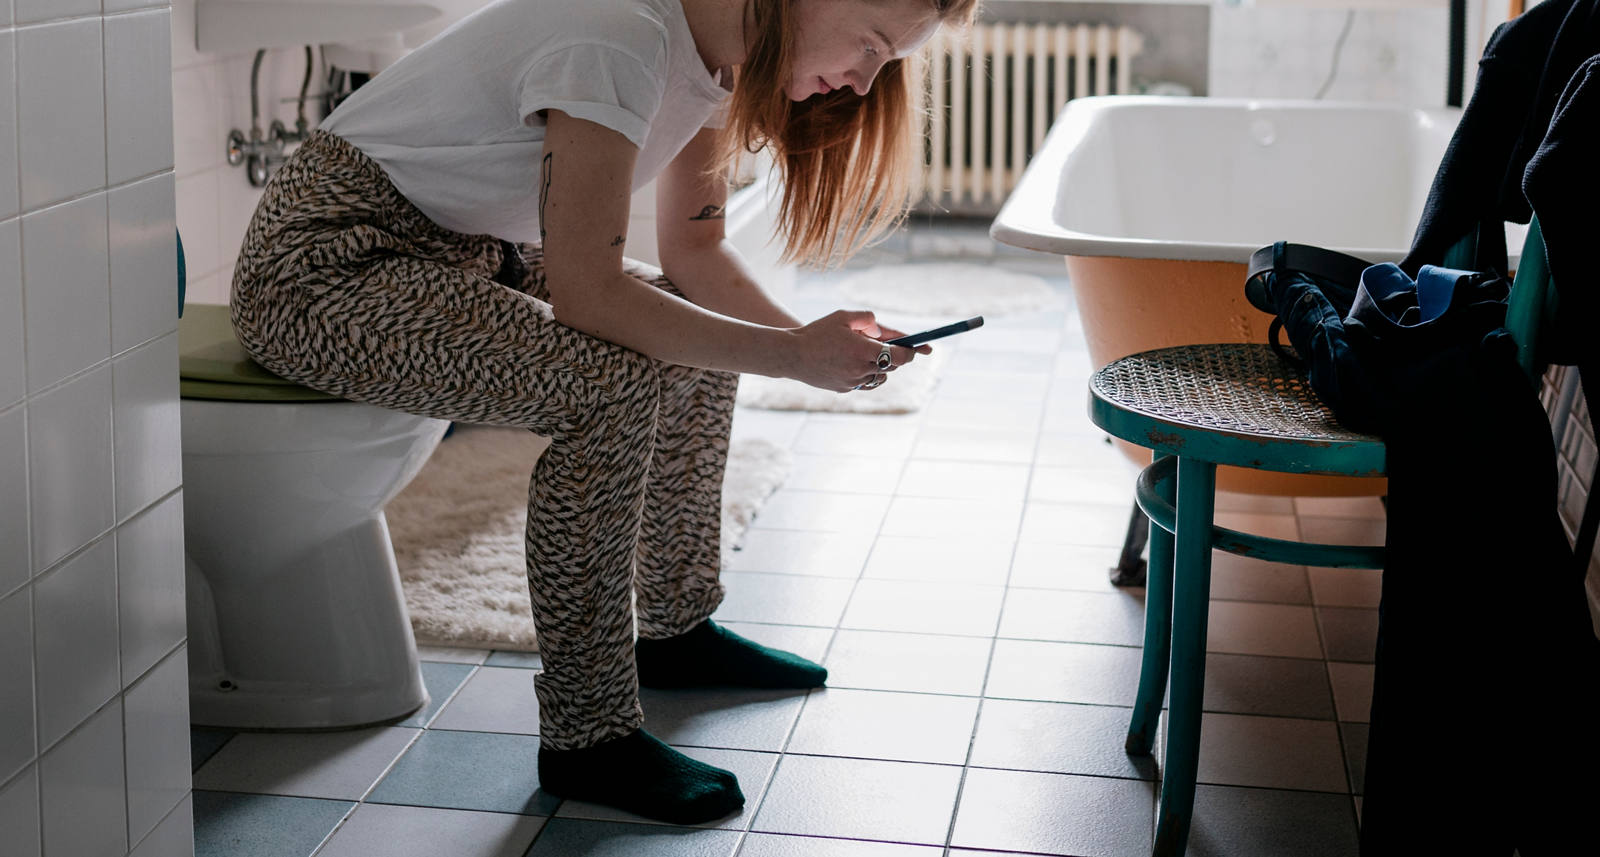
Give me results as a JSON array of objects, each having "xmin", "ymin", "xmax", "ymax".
[{"xmin": 1087, "ymin": 219, "xmax": 1555, "ymax": 857}]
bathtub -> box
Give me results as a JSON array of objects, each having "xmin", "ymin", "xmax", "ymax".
[{"xmin": 992, "ymin": 96, "xmax": 1520, "ymax": 496}]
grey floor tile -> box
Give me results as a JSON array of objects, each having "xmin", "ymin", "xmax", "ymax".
[
  {"xmin": 912, "ymin": 425, "xmax": 1038, "ymax": 464},
  {"xmin": 713, "ymin": 572, "xmax": 857, "ymax": 628},
  {"xmin": 750, "ymin": 491, "xmax": 892, "ymax": 534},
  {"xmin": 1327, "ymin": 663, "xmax": 1374, "ymax": 724},
  {"xmin": 367, "ymin": 729, "xmax": 558, "ymax": 816},
  {"xmin": 1214, "ymin": 512, "xmax": 1301, "ymax": 541},
  {"xmin": 751, "ymin": 754, "xmax": 962, "ymax": 845},
  {"xmin": 1340, "ymin": 722, "xmax": 1369, "ymax": 795},
  {"xmin": 823, "ymin": 629, "xmax": 992, "ymax": 697},
  {"xmin": 416, "ymin": 645, "xmax": 489, "ymax": 665},
  {"xmin": 189, "ymin": 728, "xmax": 233, "ymax": 773},
  {"xmin": 786, "ymin": 688, "xmax": 979, "ymax": 765},
  {"xmin": 1197, "ymin": 713, "xmax": 1349, "ymax": 793},
  {"xmin": 1034, "ymin": 432, "xmax": 1129, "ymax": 470},
  {"xmin": 1307, "ymin": 567, "xmax": 1383, "ymax": 608},
  {"xmin": 985, "ymin": 639, "xmax": 1142, "ymax": 706},
  {"xmin": 783, "ymin": 453, "xmax": 904, "ymax": 495},
  {"xmin": 997, "ymin": 586, "xmax": 1145, "ymax": 646},
  {"xmin": 1028, "ymin": 465, "xmax": 1141, "ymax": 507},
  {"xmin": 1186, "ymin": 785, "xmax": 1360, "ymax": 857},
  {"xmin": 1206, "ymin": 601, "xmax": 1324, "ymax": 660},
  {"xmin": 427, "ymin": 666, "xmax": 539, "ymax": 735},
  {"xmin": 1019, "ymin": 502, "xmax": 1133, "ymax": 547},
  {"xmin": 950, "ymin": 767, "xmax": 1154, "ymax": 856},
  {"xmin": 192, "ymin": 790, "xmax": 352, "ymax": 857},
  {"xmin": 895, "ymin": 459, "xmax": 1030, "ymax": 504},
  {"xmin": 969, "ymin": 698, "xmax": 1156, "ymax": 780},
  {"xmin": 729, "ymin": 408, "xmax": 807, "ymax": 450},
  {"xmin": 724, "ymin": 529, "xmax": 874, "ymax": 578},
  {"xmin": 523, "ymin": 818, "xmax": 741, "ymax": 857},
  {"xmin": 1203, "ymin": 653, "xmax": 1337, "ymax": 720},
  {"xmin": 555, "ymin": 747, "xmax": 779, "ymax": 831},
  {"xmin": 1317, "ymin": 607, "xmax": 1379, "ymax": 663},
  {"xmin": 484, "ymin": 651, "xmax": 543, "ymax": 669},
  {"xmin": 840, "ymin": 578, "xmax": 1006, "ymax": 637},
  {"xmin": 639, "ymin": 687, "xmax": 807, "ymax": 753},
  {"xmin": 398, "ymin": 661, "xmax": 475, "ymax": 728},
  {"xmin": 860, "ymin": 535, "xmax": 1014, "ymax": 586},
  {"xmin": 192, "ymin": 727, "xmax": 420, "ymax": 801},
  {"xmin": 316, "ymin": 803, "xmax": 545, "ymax": 857},
  {"xmin": 878, "ymin": 495, "xmax": 1025, "ymax": 539},
  {"xmin": 738, "ymin": 833, "xmax": 941, "ymax": 856},
  {"xmin": 793, "ymin": 419, "xmax": 920, "ymax": 460},
  {"xmin": 716, "ymin": 623, "xmax": 834, "ymax": 665},
  {"xmin": 1208, "ymin": 553, "xmax": 1312, "ymax": 605},
  {"xmin": 1007, "ymin": 542, "xmax": 1127, "ymax": 593},
  {"xmin": 922, "ymin": 396, "xmax": 1045, "ymax": 431}
]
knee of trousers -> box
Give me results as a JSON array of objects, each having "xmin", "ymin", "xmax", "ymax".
[{"xmin": 581, "ymin": 350, "xmax": 665, "ymax": 438}]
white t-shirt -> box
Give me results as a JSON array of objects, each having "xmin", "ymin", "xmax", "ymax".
[{"xmin": 320, "ymin": 0, "xmax": 731, "ymax": 242}]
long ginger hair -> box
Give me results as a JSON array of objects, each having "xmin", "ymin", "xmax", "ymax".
[{"xmin": 717, "ymin": 0, "xmax": 981, "ymax": 267}]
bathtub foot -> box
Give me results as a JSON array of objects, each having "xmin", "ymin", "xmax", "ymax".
[{"xmin": 1110, "ymin": 501, "xmax": 1149, "ymax": 587}]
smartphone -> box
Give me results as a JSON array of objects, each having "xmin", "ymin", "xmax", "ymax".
[{"xmin": 885, "ymin": 316, "xmax": 985, "ymax": 347}]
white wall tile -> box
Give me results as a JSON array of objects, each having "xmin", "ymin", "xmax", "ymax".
[
  {"xmin": 0, "ymin": 587, "xmax": 35, "ymax": 784},
  {"xmin": 27, "ymin": 365, "xmax": 113, "ymax": 575},
  {"xmin": 1, "ymin": 0, "xmax": 10, "ymax": 27},
  {"xmin": 172, "ymin": 64, "xmax": 223, "ymax": 176},
  {"xmin": 0, "ymin": 31, "xmax": 19, "ymax": 220},
  {"xmin": 123, "ymin": 647, "xmax": 190, "ymax": 847},
  {"xmin": 39, "ymin": 698, "xmax": 127, "ymax": 857},
  {"xmin": 0, "ymin": 405, "xmax": 27, "ymax": 587},
  {"xmin": 216, "ymin": 166, "xmax": 261, "ymax": 270},
  {"xmin": 14, "ymin": 0, "xmax": 98, "ymax": 25},
  {"xmin": 174, "ymin": 170, "xmax": 219, "ymax": 278},
  {"xmin": 116, "ymin": 491, "xmax": 184, "ymax": 683},
  {"xmin": 15, "ymin": 18, "xmax": 106, "ymax": 209},
  {"xmin": 107, "ymin": 0, "xmax": 168, "ymax": 12},
  {"xmin": 0, "ymin": 764, "xmax": 40, "ymax": 857},
  {"xmin": 110, "ymin": 173, "xmax": 179, "ymax": 355},
  {"xmin": 21, "ymin": 192, "xmax": 110, "ymax": 394},
  {"xmin": 114, "ymin": 336, "xmax": 181, "ymax": 521},
  {"xmin": 185, "ymin": 270, "xmax": 229, "ymax": 306},
  {"xmin": 0, "ymin": 219, "xmax": 21, "ymax": 409},
  {"xmin": 169, "ymin": 0, "xmax": 202, "ymax": 71},
  {"xmin": 105, "ymin": 10, "xmax": 175, "ymax": 185},
  {"xmin": 129, "ymin": 793, "xmax": 192, "ymax": 857},
  {"xmin": 33, "ymin": 537, "xmax": 120, "ymax": 748}
]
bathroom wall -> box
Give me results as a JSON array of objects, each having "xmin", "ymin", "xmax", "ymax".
[{"xmin": 1, "ymin": 1, "xmax": 193, "ymax": 856}]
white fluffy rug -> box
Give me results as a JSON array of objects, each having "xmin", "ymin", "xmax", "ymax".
[
  {"xmin": 837, "ymin": 262, "xmax": 1062, "ymax": 316},
  {"xmin": 736, "ymin": 345, "xmax": 950, "ymax": 415},
  {"xmin": 386, "ymin": 426, "xmax": 792, "ymax": 652}
]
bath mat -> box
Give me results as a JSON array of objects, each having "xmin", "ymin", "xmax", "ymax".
[
  {"xmin": 735, "ymin": 345, "xmax": 950, "ymax": 415},
  {"xmin": 837, "ymin": 262, "xmax": 1063, "ymax": 316},
  {"xmin": 386, "ymin": 426, "xmax": 792, "ymax": 652}
]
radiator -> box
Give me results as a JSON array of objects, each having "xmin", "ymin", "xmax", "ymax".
[{"xmin": 914, "ymin": 22, "xmax": 1145, "ymax": 211}]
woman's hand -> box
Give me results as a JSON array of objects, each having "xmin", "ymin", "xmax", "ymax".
[{"xmin": 783, "ymin": 310, "xmax": 933, "ymax": 392}]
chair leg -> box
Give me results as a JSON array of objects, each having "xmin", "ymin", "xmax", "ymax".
[
  {"xmin": 1126, "ymin": 455, "xmax": 1174, "ymax": 756},
  {"xmin": 1153, "ymin": 457, "xmax": 1217, "ymax": 857},
  {"xmin": 1110, "ymin": 500, "xmax": 1150, "ymax": 587}
]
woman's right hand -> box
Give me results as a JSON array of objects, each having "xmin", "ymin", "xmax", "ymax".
[{"xmin": 783, "ymin": 310, "xmax": 927, "ymax": 392}]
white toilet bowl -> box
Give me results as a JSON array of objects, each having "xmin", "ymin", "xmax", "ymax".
[{"xmin": 179, "ymin": 304, "xmax": 448, "ymax": 729}]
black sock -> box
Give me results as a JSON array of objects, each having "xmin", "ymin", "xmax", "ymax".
[
  {"xmin": 634, "ymin": 619, "xmax": 828, "ymax": 689},
  {"xmin": 537, "ymin": 729, "xmax": 743, "ymax": 824}
]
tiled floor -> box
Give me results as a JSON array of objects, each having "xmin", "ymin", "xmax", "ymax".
[{"xmin": 190, "ymin": 216, "xmax": 1381, "ymax": 856}]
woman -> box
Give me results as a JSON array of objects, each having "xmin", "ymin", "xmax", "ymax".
[{"xmin": 231, "ymin": 0, "xmax": 979, "ymax": 825}]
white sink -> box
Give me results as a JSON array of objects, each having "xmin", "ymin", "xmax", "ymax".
[{"xmin": 196, "ymin": 0, "xmax": 444, "ymax": 54}]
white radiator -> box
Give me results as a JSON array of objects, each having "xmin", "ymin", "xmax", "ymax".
[{"xmin": 914, "ymin": 22, "xmax": 1145, "ymax": 210}]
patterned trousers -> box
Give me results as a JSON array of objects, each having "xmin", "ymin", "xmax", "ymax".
[{"xmin": 230, "ymin": 131, "xmax": 737, "ymax": 750}]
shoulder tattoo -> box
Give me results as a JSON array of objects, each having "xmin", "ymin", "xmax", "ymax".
[{"xmin": 538, "ymin": 153, "xmax": 553, "ymax": 242}]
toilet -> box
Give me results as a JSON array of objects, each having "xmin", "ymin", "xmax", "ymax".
[{"xmin": 179, "ymin": 304, "xmax": 449, "ymax": 730}]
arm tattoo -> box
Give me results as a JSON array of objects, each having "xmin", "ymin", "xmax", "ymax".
[
  {"xmin": 538, "ymin": 153, "xmax": 553, "ymax": 242},
  {"xmin": 689, "ymin": 204, "xmax": 725, "ymax": 221},
  {"xmin": 610, "ymin": 235, "xmax": 625, "ymax": 247}
]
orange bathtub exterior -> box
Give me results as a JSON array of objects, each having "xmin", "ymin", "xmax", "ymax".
[{"xmin": 1065, "ymin": 254, "xmax": 1386, "ymax": 497}]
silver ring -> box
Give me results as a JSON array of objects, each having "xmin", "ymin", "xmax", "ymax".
[
  {"xmin": 859, "ymin": 373, "xmax": 887, "ymax": 390},
  {"xmin": 875, "ymin": 344, "xmax": 893, "ymax": 372}
]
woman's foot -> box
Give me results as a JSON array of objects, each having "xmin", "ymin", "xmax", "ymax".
[
  {"xmin": 635, "ymin": 619, "xmax": 828, "ymax": 689},
  {"xmin": 537, "ymin": 729, "xmax": 743, "ymax": 824}
]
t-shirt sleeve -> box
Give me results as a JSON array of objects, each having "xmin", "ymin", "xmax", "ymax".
[{"xmin": 518, "ymin": 43, "xmax": 664, "ymax": 148}]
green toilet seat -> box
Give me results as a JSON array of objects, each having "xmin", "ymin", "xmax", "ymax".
[{"xmin": 178, "ymin": 304, "xmax": 341, "ymax": 403}]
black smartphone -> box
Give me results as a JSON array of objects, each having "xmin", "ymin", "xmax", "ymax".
[{"xmin": 885, "ymin": 316, "xmax": 985, "ymax": 347}]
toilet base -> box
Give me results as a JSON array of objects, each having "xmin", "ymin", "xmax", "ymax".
[{"xmin": 186, "ymin": 513, "xmax": 430, "ymax": 730}]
